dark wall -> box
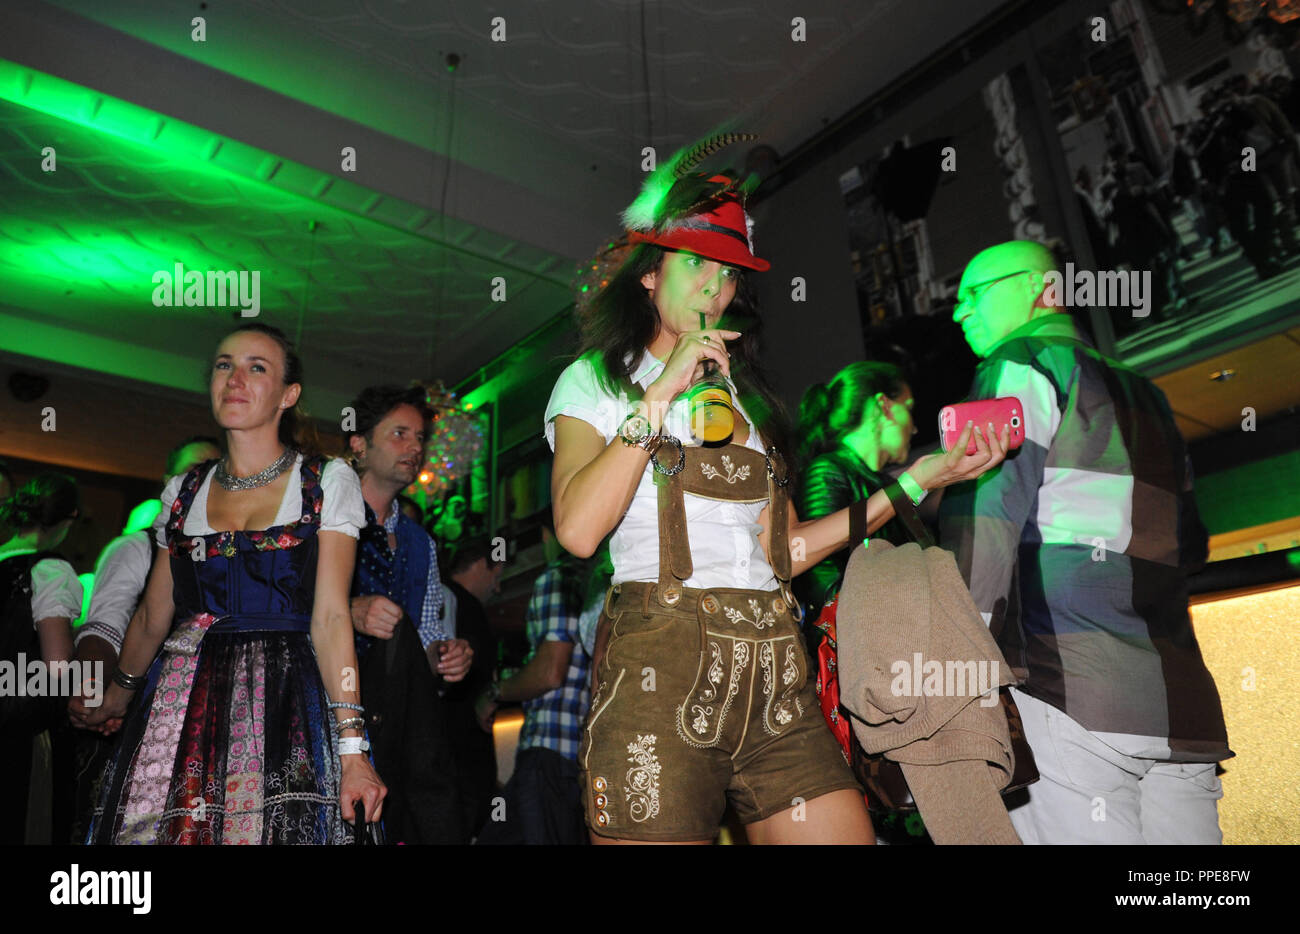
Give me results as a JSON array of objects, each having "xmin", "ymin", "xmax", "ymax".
[
  {"xmin": 749, "ymin": 158, "xmax": 865, "ymax": 419},
  {"xmin": 747, "ymin": 0, "xmax": 1114, "ymax": 440}
]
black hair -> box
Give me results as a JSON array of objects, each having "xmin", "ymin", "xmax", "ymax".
[
  {"xmin": 396, "ymin": 493, "xmax": 424, "ymax": 524},
  {"xmin": 576, "ymin": 242, "xmax": 793, "ymax": 467},
  {"xmin": 342, "ymin": 384, "xmax": 433, "ymax": 449},
  {"xmin": 447, "ymin": 535, "xmax": 505, "ymax": 576},
  {"xmin": 797, "ymin": 362, "xmax": 909, "ymax": 464},
  {"xmin": 0, "ymin": 458, "xmax": 13, "ymax": 491},
  {"xmin": 0, "ymin": 472, "xmax": 80, "ymax": 531},
  {"xmin": 165, "ymin": 435, "xmax": 221, "ymax": 477},
  {"xmin": 222, "ymin": 323, "xmax": 317, "ymax": 455}
]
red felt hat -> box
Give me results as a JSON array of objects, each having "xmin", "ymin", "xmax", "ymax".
[{"xmin": 625, "ymin": 174, "xmax": 770, "ymax": 272}]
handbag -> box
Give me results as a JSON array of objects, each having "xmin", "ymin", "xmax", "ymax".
[
  {"xmin": 349, "ymin": 799, "xmax": 386, "ymax": 845},
  {"xmin": 812, "ymin": 482, "xmax": 1038, "ymax": 813}
]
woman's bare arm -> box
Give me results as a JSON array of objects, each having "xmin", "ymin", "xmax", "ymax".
[
  {"xmin": 760, "ymin": 421, "xmax": 1010, "ymax": 576},
  {"xmin": 311, "ymin": 529, "xmax": 386, "ymax": 823},
  {"xmin": 115, "ymin": 548, "xmax": 176, "ymax": 675},
  {"xmin": 83, "ymin": 547, "xmax": 175, "ymax": 728},
  {"xmin": 551, "ymin": 415, "xmax": 655, "ymax": 558}
]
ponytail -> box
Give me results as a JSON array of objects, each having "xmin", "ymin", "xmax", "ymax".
[
  {"xmin": 0, "ymin": 473, "xmax": 80, "ymax": 531},
  {"xmin": 797, "ymin": 362, "xmax": 908, "ymax": 464},
  {"xmin": 797, "ymin": 382, "xmax": 835, "ymax": 464}
]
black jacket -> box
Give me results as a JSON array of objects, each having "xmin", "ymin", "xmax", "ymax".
[
  {"xmin": 442, "ymin": 579, "xmax": 498, "ymax": 841},
  {"xmin": 359, "ymin": 616, "xmax": 463, "ymax": 844},
  {"xmin": 1, "ymin": 551, "xmax": 75, "ymax": 844}
]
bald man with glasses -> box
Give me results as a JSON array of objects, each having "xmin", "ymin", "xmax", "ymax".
[{"xmin": 939, "ymin": 241, "xmax": 1230, "ymax": 845}]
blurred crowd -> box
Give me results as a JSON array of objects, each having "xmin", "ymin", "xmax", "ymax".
[{"xmin": 1073, "ymin": 71, "xmax": 1300, "ymax": 332}]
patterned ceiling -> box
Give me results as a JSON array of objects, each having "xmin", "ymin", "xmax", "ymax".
[
  {"xmin": 44, "ymin": 0, "xmax": 954, "ymax": 173},
  {"xmin": 0, "ymin": 94, "xmax": 572, "ymax": 411},
  {"xmin": 0, "ymin": 0, "xmax": 1010, "ymax": 477}
]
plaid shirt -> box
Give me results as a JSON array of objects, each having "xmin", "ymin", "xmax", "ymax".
[
  {"xmin": 517, "ymin": 559, "xmax": 591, "ymax": 760},
  {"xmin": 939, "ymin": 315, "xmax": 1229, "ymax": 762}
]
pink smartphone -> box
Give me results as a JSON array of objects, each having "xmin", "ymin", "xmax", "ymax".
[{"xmin": 938, "ymin": 397, "xmax": 1025, "ymax": 455}]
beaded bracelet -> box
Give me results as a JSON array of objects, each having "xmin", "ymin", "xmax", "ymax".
[
  {"xmin": 328, "ymin": 701, "xmax": 365, "ymax": 714},
  {"xmin": 334, "ymin": 716, "xmax": 365, "ymax": 734}
]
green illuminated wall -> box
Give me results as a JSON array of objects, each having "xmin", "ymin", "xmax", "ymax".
[{"xmin": 1195, "ymin": 450, "xmax": 1300, "ymax": 536}]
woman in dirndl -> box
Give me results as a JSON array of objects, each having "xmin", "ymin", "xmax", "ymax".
[
  {"xmin": 545, "ymin": 139, "xmax": 1009, "ymax": 844},
  {"xmin": 86, "ymin": 323, "xmax": 385, "ymax": 843}
]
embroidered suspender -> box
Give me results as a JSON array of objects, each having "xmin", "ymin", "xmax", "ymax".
[{"xmin": 652, "ymin": 443, "xmax": 800, "ymax": 619}]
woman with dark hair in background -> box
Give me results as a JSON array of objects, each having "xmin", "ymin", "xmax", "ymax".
[
  {"xmin": 0, "ymin": 472, "xmax": 82, "ymax": 843},
  {"xmin": 86, "ymin": 322, "xmax": 385, "ymax": 844},
  {"xmin": 794, "ymin": 362, "xmax": 917, "ymax": 623},
  {"xmin": 546, "ymin": 142, "xmax": 1007, "ymax": 845}
]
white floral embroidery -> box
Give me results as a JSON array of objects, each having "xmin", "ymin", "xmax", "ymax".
[
  {"xmin": 782, "ymin": 643, "xmax": 799, "ymax": 687},
  {"xmin": 624, "ymin": 734, "xmax": 661, "ymax": 823},
  {"xmin": 699, "ymin": 455, "xmax": 750, "ymax": 484},
  {"xmin": 701, "ymin": 641, "xmax": 723, "ymax": 702},
  {"xmin": 759, "ymin": 642, "xmax": 774, "ymax": 700},
  {"xmin": 678, "ymin": 637, "xmax": 753, "ymax": 748},
  {"xmin": 733, "ymin": 647, "xmax": 754, "ymax": 707},
  {"xmin": 759, "ymin": 639, "xmax": 804, "ymax": 735},
  {"xmin": 724, "ymin": 599, "xmax": 776, "ymax": 630}
]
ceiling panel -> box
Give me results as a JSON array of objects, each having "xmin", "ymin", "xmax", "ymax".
[
  {"xmin": 1156, "ymin": 330, "xmax": 1300, "ymax": 441},
  {"xmin": 0, "ymin": 96, "xmax": 573, "ymax": 406}
]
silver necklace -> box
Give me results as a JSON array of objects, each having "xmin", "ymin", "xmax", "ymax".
[{"xmin": 214, "ymin": 447, "xmax": 297, "ymax": 491}]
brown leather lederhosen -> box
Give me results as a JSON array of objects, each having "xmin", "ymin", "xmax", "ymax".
[
  {"xmin": 589, "ymin": 440, "xmax": 800, "ymax": 682},
  {"xmin": 581, "ymin": 441, "xmax": 858, "ymax": 838}
]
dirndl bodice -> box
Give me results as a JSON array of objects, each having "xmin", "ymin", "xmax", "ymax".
[{"xmin": 88, "ymin": 455, "xmax": 350, "ymax": 845}]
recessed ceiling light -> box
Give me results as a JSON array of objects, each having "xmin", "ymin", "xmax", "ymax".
[{"xmin": 1210, "ymin": 369, "xmax": 1236, "ymax": 382}]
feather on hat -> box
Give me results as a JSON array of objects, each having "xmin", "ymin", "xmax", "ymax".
[{"xmin": 621, "ymin": 133, "xmax": 770, "ymax": 271}]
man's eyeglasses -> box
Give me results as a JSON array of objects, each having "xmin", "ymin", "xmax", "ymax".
[{"xmin": 955, "ymin": 269, "xmax": 1034, "ymax": 307}]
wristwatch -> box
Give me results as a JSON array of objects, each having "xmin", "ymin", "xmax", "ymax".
[{"xmin": 619, "ymin": 410, "xmax": 661, "ymax": 452}]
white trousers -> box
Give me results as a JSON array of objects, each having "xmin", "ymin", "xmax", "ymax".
[{"xmin": 1007, "ymin": 689, "xmax": 1223, "ymax": 845}]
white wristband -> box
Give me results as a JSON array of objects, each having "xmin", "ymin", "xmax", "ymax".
[
  {"xmin": 338, "ymin": 736, "xmax": 370, "ymax": 756},
  {"xmin": 897, "ymin": 471, "xmax": 928, "ymax": 506}
]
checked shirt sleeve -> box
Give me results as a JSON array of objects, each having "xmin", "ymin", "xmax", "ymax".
[
  {"xmin": 527, "ymin": 566, "xmax": 581, "ymax": 650},
  {"xmin": 417, "ymin": 535, "xmax": 447, "ymax": 647},
  {"xmin": 939, "ymin": 356, "xmax": 1061, "ymax": 631}
]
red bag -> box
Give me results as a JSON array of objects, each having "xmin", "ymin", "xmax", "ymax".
[{"xmin": 811, "ymin": 596, "xmax": 860, "ymax": 778}]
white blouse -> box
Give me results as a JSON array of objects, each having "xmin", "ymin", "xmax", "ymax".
[
  {"xmin": 0, "ymin": 550, "xmax": 83, "ymax": 626},
  {"xmin": 153, "ymin": 455, "xmax": 365, "ymax": 547},
  {"xmin": 544, "ymin": 351, "xmax": 778, "ymax": 592},
  {"xmin": 76, "ymin": 530, "xmax": 152, "ymax": 653}
]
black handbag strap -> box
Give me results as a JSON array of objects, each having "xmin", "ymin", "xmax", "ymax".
[{"xmin": 884, "ymin": 481, "xmax": 936, "ymax": 549}]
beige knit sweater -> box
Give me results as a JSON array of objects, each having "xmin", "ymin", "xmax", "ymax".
[{"xmin": 837, "ymin": 540, "xmax": 1021, "ymax": 845}]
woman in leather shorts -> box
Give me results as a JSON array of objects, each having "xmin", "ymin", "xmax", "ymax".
[{"xmin": 544, "ymin": 155, "xmax": 1007, "ymax": 844}]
